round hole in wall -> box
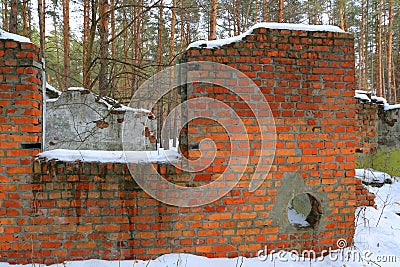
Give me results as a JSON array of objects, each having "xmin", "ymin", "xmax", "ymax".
[{"xmin": 288, "ymin": 193, "xmax": 321, "ymax": 228}]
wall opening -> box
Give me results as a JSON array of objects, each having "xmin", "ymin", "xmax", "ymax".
[
  {"xmin": 288, "ymin": 193, "xmax": 322, "ymax": 228},
  {"xmin": 20, "ymin": 142, "xmax": 42, "ymax": 149}
]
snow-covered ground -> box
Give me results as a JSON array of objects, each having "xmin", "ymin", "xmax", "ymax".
[
  {"xmin": 355, "ymin": 168, "xmax": 394, "ymax": 185},
  {"xmin": 2, "ymin": 169, "xmax": 400, "ymax": 267}
]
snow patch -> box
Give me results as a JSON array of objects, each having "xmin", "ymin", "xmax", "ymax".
[
  {"xmin": 355, "ymin": 90, "xmax": 372, "ymax": 95},
  {"xmin": 354, "ymin": 90, "xmax": 400, "ymax": 111},
  {"xmin": 385, "ymin": 104, "xmax": 400, "ymax": 110},
  {"xmin": 371, "ymin": 95, "xmax": 400, "ymax": 111},
  {"xmin": 45, "ymin": 98, "xmax": 58, "ymax": 103},
  {"xmin": 371, "ymin": 95, "xmax": 388, "ymax": 105},
  {"xmin": 46, "ymin": 82, "xmax": 62, "ymax": 96},
  {"xmin": 36, "ymin": 149, "xmax": 181, "ymax": 164},
  {"xmin": 63, "ymin": 88, "xmax": 150, "ymax": 113},
  {"xmin": 96, "ymin": 96, "xmax": 150, "ymax": 113},
  {"xmin": 67, "ymin": 87, "xmax": 87, "ymax": 91},
  {"xmin": 354, "ymin": 93, "xmax": 371, "ymax": 102},
  {"xmin": 287, "ymin": 203, "xmax": 310, "ymax": 227},
  {"xmin": 0, "ymin": 29, "xmax": 31, "ymax": 43},
  {"xmin": 355, "ymin": 168, "xmax": 395, "ymax": 185},
  {"xmin": 187, "ymin": 22, "xmax": 345, "ymax": 49}
]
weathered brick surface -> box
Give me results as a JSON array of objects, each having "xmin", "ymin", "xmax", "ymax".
[
  {"xmin": 0, "ymin": 39, "xmax": 42, "ymax": 263},
  {"xmin": 355, "ymin": 183, "xmax": 376, "ymax": 207},
  {"xmin": 0, "ymin": 28, "xmax": 365, "ymax": 264},
  {"xmin": 355, "ymin": 100, "xmax": 379, "ymax": 154},
  {"xmin": 182, "ymin": 28, "xmax": 358, "ymax": 256}
]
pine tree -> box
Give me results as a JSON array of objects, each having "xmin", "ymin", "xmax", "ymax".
[
  {"xmin": 9, "ymin": 0, "xmax": 17, "ymax": 33},
  {"xmin": 62, "ymin": 0, "xmax": 70, "ymax": 90}
]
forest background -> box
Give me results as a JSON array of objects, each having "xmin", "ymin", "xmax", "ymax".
[{"xmin": 1, "ymin": 0, "xmax": 399, "ymax": 105}]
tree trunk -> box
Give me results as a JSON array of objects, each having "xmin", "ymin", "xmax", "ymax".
[
  {"xmin": 169, "ymin": 0, "xmax": 176, "ymax": 65},
  {"xmin": 27, "ymin": 0, "xmax": 32, "ymax": 38},
  {"xmin": 394, "ymin": 54, "xmax": 398, "ymax": 102},
  {"xmin": 186, "ymin": 10, "xmax": 191, "ymax": 45},
  {"xmin": 262, "ymin": 0, "xmax": 268, "ymax": 22},
  {"xmin": 83, "ymin": 0, "xmax": 99, "ymax": 90},
  {"xmin": 23, "ymin": 0, "xmax": 28, "ymax": 36},
  {"xmin": 278, "ymin": 0, "xmax": 283, "ymax": 22},
  {"xmin": 232, "ymin": 1, "xmax": 237, "ymax": 35},
  {"xmin": 376, "ymin": 0, "xmax": 383, "ymax": 97},
  {"xmin": 313, "ymin": 0, "xmax": 317, "ymax": 24},
  {"xmin": 122, "ymin": 2, "xmax": 128, "ymax": 96},
  {"xmin": 179, "ymin": 0, "xmax": 185, "ymax": 52},
  {"xmin": 209, "ymin": 0, "xmax": 217, "ymax": 40},
  {"xmin": 98, "ymin": 0, "xmax": 110, "ymax": 97},
  {"xmin": 132, "ymin": 0, "xmax": 141, "ymax": 93},
  {"xmin": 37, "ymin": 0, "xmax": 46, "ymax": 59},
  {"xmin": 83, "ymin": 0, "xmax": 89, "ymax": 88},
  {"xmin": 156, "ymin": 0, "xmax": 164, "ymax": 71},
  {"xmin": 3, "ymin": 0, "xmax": 8, "ymax": 31},
  {"xmin": 234, "ymin": 0, "xmax": 241, "ymax": 34},
  {"xmin": 164, "ymin": 0, "xmax": 178, "ymax": 149},
  {"xmin": 109, "ymin": 0, "xmax": 117, "ymax": 97},
  {"xmin": 382, "ymin": 11, "xmax": 387, "ymax": 99},
  {"xmin": 387, "ymin": 0, "xmax": 393, "ymax": 102},
  {"xmin": 156, "ymin": 0, "xmax": 164, "ymax": 146},
  {"xmin": 338, "ymin": 0, "xmax": 345, "ymax": 30},
  {"xmin": 9, "ymin": 0, "xmax": 17, "ymax": 33},
  {"xmin": 244, "ymin": 0, "xmax": 251, "ymax": 30},
  {"xmin": 62, "ymin": 0, "xmax": 71, "ymax": 90},
  {"xmin": 364, "ymin": 0, "xmax": 370, "ymax": 91},
  {"xmin": 358, "ymin": 0, "xmax": 366, "ymax": 90},
  {"xmin": 52, "ymin": 3, "xmax": 63, "ymax": 89},
  {"xmin": 253, "ymin": 0, "xmax": 259, "ymax": 24},
  {"xmin": 110, "ymin": 0, "xmax": 116, "ymax": 59},
  {"xmin": 227, "ymin": 3, "xmax": 233, "ymax": 36}
]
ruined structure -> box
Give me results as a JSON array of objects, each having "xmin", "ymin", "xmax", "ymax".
[
  {"xmin": 45, "ymin": 89, "xmax": 156, "ymax": 151},
  {"xmin": 0, "ymin": 24, "xmax": 378, "ymax": 264},
  {"xmin": 355, "ymin": 91, "xmax": 400, "ymax": 176}
]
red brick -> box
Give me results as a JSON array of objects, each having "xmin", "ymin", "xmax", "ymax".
[{"xmin": 5, "ymin": 41, "xmax": 18, "ymax": 48}]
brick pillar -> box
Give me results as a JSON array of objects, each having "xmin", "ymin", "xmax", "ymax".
[{"xmin": 0, "ymin": 38, "xmax": 42, "ymax": 263}]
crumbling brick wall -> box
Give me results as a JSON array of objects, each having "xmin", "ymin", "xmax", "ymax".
[
  {"xmin": 0, "ymin": 27, "xmax": 363, "ymax": 264},
  {"xmin": 355, "ymin": 100, "xmax": 379, "ymax": 155},
  {"xmin": 354, "ymin": 94, "xmax": 400, "ymax": 179}
]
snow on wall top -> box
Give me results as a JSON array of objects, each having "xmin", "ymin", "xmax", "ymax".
[
  {"xmin": 46, "ymin": 82, "xmax": 62, "ymax": 96},
  {"xmin": 354, "ymin": 90, "xmax": 400, "ymax": 111},
  {"xmin": 68, "ymin": 87, "xmax": 87, "ymax": 92},
  {"xmin": 37, "ymin": 149, "xmax": 181, "ymax": 164},
  {"xmin": 0, "ymin": 29, "xmax": 31, "ymax": 43},
  {"xmin": 64, "ymin": 87, "xmax": 151, "ymax": 113},
  {"xmin": 187, "ymin": 22, "xmax": 345, "ymax": 49}
]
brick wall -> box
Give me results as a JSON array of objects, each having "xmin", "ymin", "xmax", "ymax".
[
  {"xmin": 0, "ymin": 39, "xmax": 42, "ymax": 262},
  {"xmin": 355, "ymin": 100, "xmax": 379, "ymax": 155},
  {"xmin": 354, "ymin": 94, "xmax": 400, "ymax": 176},
  {"xmin": 181, "ymin": 27, "xmax": 358, "ymax": 257},
  {"xmin": 353, "ymin": 100, "xmax": 378, "ymax": 207},
  {"xmin": 0, "ymin": 27, "xmax": 365, "ymax": 264}
]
